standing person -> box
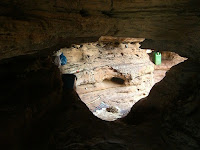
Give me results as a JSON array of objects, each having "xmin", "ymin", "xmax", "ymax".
[
  {"xmin": 60, "ymin": 52, "xmax": 67, "ymax": 66},
  {"xmin": 54, "ymin": 51, "xmax": 67, "ymax": 68}
]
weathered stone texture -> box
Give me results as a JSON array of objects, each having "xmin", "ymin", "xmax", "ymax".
[
  {"xmin": 0, "ymin": 0, "xmax": 200, "ymax": 60},
  {"xmin": 0, "ymin": 1, "xmax": 200, "ymax": 149},
  {"xmin": 59, "ymin": 38, "xmax": 154, "ymax": 120}
]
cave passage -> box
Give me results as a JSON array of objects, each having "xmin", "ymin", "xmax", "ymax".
[{"xmin": 55, "ymin": 36, "xmax": 187, "ymax": 121}]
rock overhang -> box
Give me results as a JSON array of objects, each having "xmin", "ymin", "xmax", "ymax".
[{"xmin": 0, "ymin": 0, "xmax": 200, "ymax": 61}]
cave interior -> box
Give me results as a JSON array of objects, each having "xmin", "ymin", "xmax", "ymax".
[{"xmin": 0, "ymin": 0, "xmax": 200, "ymax": 150}]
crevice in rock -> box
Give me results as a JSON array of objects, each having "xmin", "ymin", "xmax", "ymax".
[{"xmin": 110, "ymin": 77, "xmax": 125, "ymax": 84}]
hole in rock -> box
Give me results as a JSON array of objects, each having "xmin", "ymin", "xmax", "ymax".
[
  {"xmin": 54, "ymin": 36, "xmax": 187, "ymax": 121},
  {"xmin": 111, "ymin": 77, "xmax": 125, "ymax": 84}
]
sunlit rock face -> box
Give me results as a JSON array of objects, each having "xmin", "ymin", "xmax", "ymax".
[
  {"xmin": 0, "ymin": 0, "xmax": 200, "ymax": 149},
  {"xmin": 59, "ymin": 37, "xmax": 186, "ymax": 121},
  {"xmin": 61, "ymin": 37, "xmax": 154, "ymax": 120},
  {"xmin": 152, "ymin": 51, "xmax": 187, "ymax": 83}
]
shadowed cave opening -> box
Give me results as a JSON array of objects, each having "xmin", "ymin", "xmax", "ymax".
[
  {"xmin": 56, "ymin": 36, "xmax": 187, "ymax": 121},
  {"xmin": 110, "ymin": 77, "xmax": 125, "ymax": 85}
]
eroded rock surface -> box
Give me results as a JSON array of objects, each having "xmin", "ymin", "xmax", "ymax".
[
  {"xmin": 0, "ymin": 50, "xmax": 198, "ymax": 150},
  {"xmin": 0, "ymin": 0, "xmax": 200, "ymax": 60},
  {"xmin": 60, "ymin": 38, "xmax": 154, "ymax": 120},
  {"xmin": 59, "ymin": 37, "xmax": 186, "ymax": 121},
  {"xmin": 0, "ymin": 1, "xmax": 200, "ymax": 150},
  {"xmin": 152, "ymin": 51, "xmax": 187, "ymax": 83},
  {"xmin": 123, "ymin": 60, "xmax": 200, "ymax": 150}
]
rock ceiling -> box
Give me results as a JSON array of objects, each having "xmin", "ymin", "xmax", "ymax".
[{"xmin": 0, "ymin": 0, "xmax": 200, "ymax": 60}]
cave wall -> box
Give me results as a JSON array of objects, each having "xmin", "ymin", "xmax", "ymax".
[
  {"xmin": 0, "ymin": 1, "xmax": 200, "ymax": 149},
  {"xmin": 0, "ymin": 0, "xmax": 200, "ymax": 60},
  {"xmin": 123, "ymin": 60, "xmax": 200, "ymax": 149},
  {"xmin": 0, "ymin": 56, "xmax": 63, "ymax": 149}
]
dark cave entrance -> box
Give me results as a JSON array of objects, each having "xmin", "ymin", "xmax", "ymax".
[{"xmin": 56, "ymin": 37, "xmax": 187, "ymax": 121}]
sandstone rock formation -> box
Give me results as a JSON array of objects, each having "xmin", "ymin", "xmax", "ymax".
[
  {"xmin": 60, "ymin": 37, "xmax": 154, "ymax": 121},
  {"xmin": 123, "ymin": 60, "xmax": 200, "ymax": 150},
  {"xmin": 0, "ymin": 56, "xmax": 63, "ymax": 149},
  {"xmin": 0, "ymin": 0, "xmax": 200, "ymax": 60},
  {"xmin": 58, "ymin": 37, "xmax": 186, "ymax": 121},
  {"xmin": 0, "ymin": 0, "xmax": 200, "ymax": 150},
  {"xmin": 152, "ymin": 51, "xmax": 187, "ymax": 83}
]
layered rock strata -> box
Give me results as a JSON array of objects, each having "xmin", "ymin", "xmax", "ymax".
[
  {"xmin": 0, "ymin": 0, "xmax": 200, "ymax": 61},
  {"xmin": 60, "ymin": 37, "xmax": 154, "ymax": 120},
  {"xmin": 59, "ymin": 37, "xmax": 187, "ymax": 121}
]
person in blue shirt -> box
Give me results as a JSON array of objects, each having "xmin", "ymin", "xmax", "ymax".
[{"xmin": 60, "ymin": 52, "xmax": 67, "ymax": 66}]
